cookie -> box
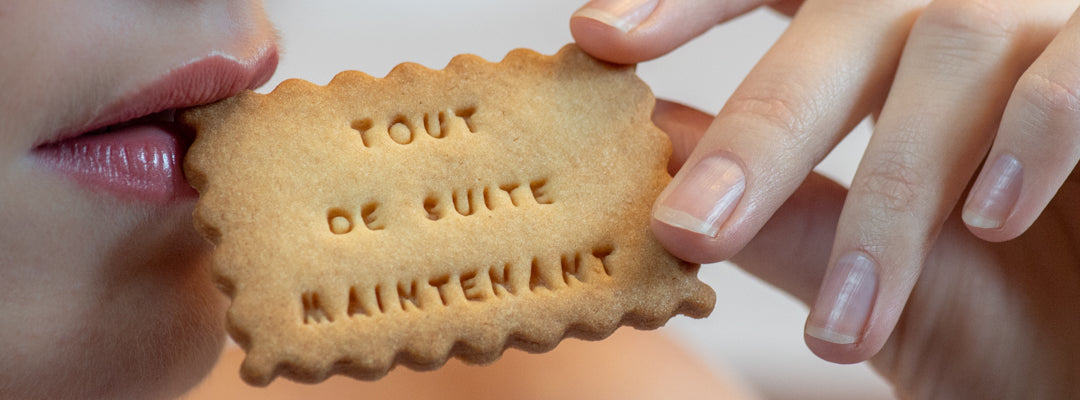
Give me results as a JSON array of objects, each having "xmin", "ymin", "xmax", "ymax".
[{"xmin": 182, "ymin": 44, "xmax": 715, "ymax": 386}]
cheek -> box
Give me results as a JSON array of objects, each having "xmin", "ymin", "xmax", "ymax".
[{"xmin": 0, "ymin": 195, "xmax": 228, "ymax": 399}]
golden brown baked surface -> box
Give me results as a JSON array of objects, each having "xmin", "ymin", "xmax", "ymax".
[{"xmin": 182, "ymin": 44, "xmax": 715, "ymax": 386}]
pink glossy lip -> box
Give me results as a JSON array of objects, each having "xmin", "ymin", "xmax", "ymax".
[{"xmin": 34, "ymin": 47, "xmax": 278, "ymax": 203}]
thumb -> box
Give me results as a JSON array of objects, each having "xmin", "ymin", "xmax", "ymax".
[
  {"xmin": 570, "ymin": 0, "xmax": 786, "ymax": 64},
  {"xmin": 652, "ymin": 99, "xmax": 712, "ymax": 174}
]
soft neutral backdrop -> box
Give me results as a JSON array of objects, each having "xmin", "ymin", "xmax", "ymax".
[{"xmin": 259, "ymin": 1, "xmax": 889, "ymax": 399}]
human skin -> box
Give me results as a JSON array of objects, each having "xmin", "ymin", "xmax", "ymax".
[
  {"xmin": 572, "ymin": 0, "xmax": 1080, "ymax": 397},
  {"xmin": 1, "ymin": 2, "xmax": 738, "ymax": 399},
  {"xmin": 0, "ymin": 1, "xmax": 277, "ymax": 398},
  {"xmin": 652, "ymin": 99, "xmax": 1080, "ymax": 398}
]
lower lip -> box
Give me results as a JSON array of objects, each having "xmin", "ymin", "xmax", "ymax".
[{"xmin": 33, "ymin": 122, "xmax": 197, "ymax": 203}]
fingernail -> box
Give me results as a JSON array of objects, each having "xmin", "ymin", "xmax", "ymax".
[
  {"xmin": 653, "ymin": 155, "xmax": 746, "ymax": 237},
  {"xmin": 963, "ymin": 153, "xmax": 1023, "ymax": 230},
  {"xmin": 806, "ymin": 252, "xmax": 878, "ymax": 345},
  {"xmin": 572, "ymin": 0, "xmax": 659, "ymax": 33}
]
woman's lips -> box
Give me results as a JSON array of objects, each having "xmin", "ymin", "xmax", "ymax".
[
  {"xmin": 35, "ymin": 119, "xmax": 197, "ymax": 202},
  {"xmin": 33, "ymin": 48, "xmax": 278, "ymax": 203}
]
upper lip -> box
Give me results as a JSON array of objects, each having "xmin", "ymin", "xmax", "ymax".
[{"xmin": 38, "ymin": 46, "xmax": 279, "ymax": 147}]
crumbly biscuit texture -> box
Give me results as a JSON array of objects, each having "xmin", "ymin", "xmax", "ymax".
[{"xmin": 183, "ymin": 44, "xmax": 715, "ymax": 386}]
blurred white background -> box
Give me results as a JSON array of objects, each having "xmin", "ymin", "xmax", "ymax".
[{"xmin": 261, "ymin": 1, "xmax": 889, "ymax": 399}]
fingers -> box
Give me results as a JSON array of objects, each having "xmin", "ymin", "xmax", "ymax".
[
  {"xmin": 650, "ymin": 99, "xmax": 845, "ymax": 304},
  {"xmin": 649, "ymin": 0, "xmax": 923, "ymax": 264},
  {"xmin": 805, "ymin": 0, "xmax": 1072, "ymax": 363},
  {"xmin": 729, "ymin": 172, "xmax": 847, "ymax": 304},
  {"xmin": 629, "ymin": 0, "xmax": 1080, "ymax": 369},
  {"xmin": 653, "ymin": 99, "xmax": 849, "ymax": 310},
  {"xmin": 651, "ymin": 98, "xmax": 850, "ymax": 362},
  {"xmin": 963, "ymin": 6, "xmax": 1080, "ymax": 242},
  {"xmin": 569, "ymin": 0, "xmax": 776, "ymax": 64}
]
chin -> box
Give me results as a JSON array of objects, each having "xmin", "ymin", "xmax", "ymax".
[
  {"xmin": 70, "ymin": 271, "xmax": 228, "ymax": 400},
  {"xmin": 0, "ymin": 193, "xmax": 229, "ymax": 400}
]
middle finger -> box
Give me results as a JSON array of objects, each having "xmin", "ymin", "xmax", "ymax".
[{"xmin": 805, "ymin": 0, "xmax": 1073, "ymax": 362}]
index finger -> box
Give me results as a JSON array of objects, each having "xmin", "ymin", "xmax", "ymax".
[{"xmin": 649, "ymin": 0, "xmax": 925, "ymax": 264}]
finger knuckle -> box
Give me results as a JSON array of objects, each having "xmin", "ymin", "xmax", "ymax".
[
  {"xmin": 918, "ymin": 0, "xmax": 1018, "ymax": 39},
  {"xmin": 723, "ymin": 87, "xmax": 811, "ymax": 142},
  {"xmin": 851, "ymin": 145, "xmax": 927, "ymax": 214},
  {"xmin": 1017, "ymin": 69, "xmax": 1080, "ymax": 115}
]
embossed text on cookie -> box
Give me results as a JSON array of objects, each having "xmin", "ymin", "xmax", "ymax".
[{"xmin": 182, "ymin": 44, "xmax": 715, "ymax": 386}]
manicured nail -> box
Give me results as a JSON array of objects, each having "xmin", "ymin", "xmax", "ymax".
[
  {"xmin": 963, "ymin": 153, "xmax": 1023, "ymax": 230},
  {"xmin": 572, "ymin": 0, "xmax": 659, "ymax": 33},
  {"xmin": 806, "ymin": 252, "xmax": 878, "ymax": 345},
  {"xmin": 653, "ymin": 155, "xmax": 746, "ymax": 237}
]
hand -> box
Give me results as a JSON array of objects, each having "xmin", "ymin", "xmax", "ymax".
[
  {"xmin": 572, "ymin": 0, "xmax": 1080, "ymax": 369},
  {"xmin": 654, "ymin": 99, "xmax": 1080, "ymax": 399}
]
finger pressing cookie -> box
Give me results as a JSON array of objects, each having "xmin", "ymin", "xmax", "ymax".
[{"xmin": 182, "ymin": 44, "xmax": 715, "ymax": 386}]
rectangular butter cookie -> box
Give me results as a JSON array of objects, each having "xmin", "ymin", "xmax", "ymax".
[{"xmin": 182, "ymin": 44, "xmax": 716, "ymax": 386}]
